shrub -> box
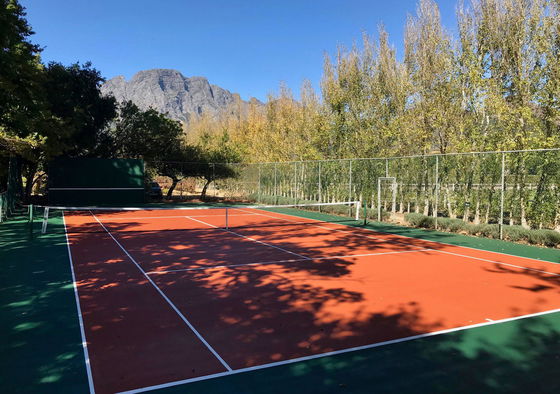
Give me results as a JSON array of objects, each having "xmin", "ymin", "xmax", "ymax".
[
  {"xmin": 405, "ymin": 213, "xmax": 424, "ymax": 227},
  {"xmin": 543, "ymin": 230, "xmax": 560, "ymax": 247},
  {"xmin": 525, "ymin": 229, "xmax": 560, "ymax": 247},
  {"xmin": 401, "ymin": 212, "xmax": 560, "ymax": 248},
  {"xmin": 478, "ymin": 224, "xmax": 500, "ymax": 239},
  {"xmin": 436, "ymin": 217, "xmax": 451, "ymax": 231},
  {"xmin": 467, "ymin": 223, "xmax": 483, "ymax": 235},
  {"xmin": 504, "ymin": 226, "xmax": 530, "ymax": 242},
  {"xmin": 527, "ymin": 230, "xmax": 548, "ymax": 246},
  {"xmin": 442, "ymin": 218, "xmax": 467, "ymax": 233},
  {"xmin": 404, "ymin": 213, "xmax": 434, "ymax": 228}
]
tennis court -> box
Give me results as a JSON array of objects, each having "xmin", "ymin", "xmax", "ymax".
[{"xmin": 42, "ymin": 203, "xmax": 560, "ymax": 394}]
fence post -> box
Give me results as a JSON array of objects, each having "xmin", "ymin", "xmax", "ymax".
[
  {"xmin": 274, "ymin": 163, "xmax": 278, "ymax": 204},
  {"xmin": 377, "ymin": 178, "xmax": 382, "ymax": 221},
  {"xmin": 294, "ymin": 162, "xmax": 298, "ymax": 202},
  {"xmin": 434, "ymin": 155, "xmax": 439, "ymax": 230},
  {"xmin": 500, "ymin": 152, "xmax": 506, "ymax": 240},
  {"xmin": 257, "ymin": 164, "xmax": 261, "ymax": 203},
  {"xmin": 348, "ymin": 160, "xmax": 353, "ymax": 215},
  {"xmin": 385, "ymin": 158, "xmax": 389, "ymax": 177},
  {"xmin": 318, "ymin": 161, "xmax": 322, "ymax": 203}
]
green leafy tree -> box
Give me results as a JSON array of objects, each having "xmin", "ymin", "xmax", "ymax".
[
  {"xmin": 107, "ymin": 101, "xmax": 202, "ymax": 197},
  {"xmin": 18, "ymin": 62, "xmax": 117, "ymax": 198},
  {"xmin": 196, "ymin": 131, "xmax": 240, "ymax": 200},
  {"xmin": 0, "ymin": 0, "xmax": 45, "ymax": 199}
]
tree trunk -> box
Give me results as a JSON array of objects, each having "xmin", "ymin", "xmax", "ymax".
[
  {"xmin": 201, "ymin": 178, "xmax": 212, "ymax": 200},
  {"xmin": 24, "ymin": 161, "xmax": 39, "ymax": 200},
  {"xmin": 473, "ymin": 200, "xmax": 481, "ymax": 225},
  {"xmin": 166, "ymin": 177, "xmax": 179, "ymax": 199},
  {"xmin": 447, "ymin": 184, "xmax": 456, "ymax": 219}
]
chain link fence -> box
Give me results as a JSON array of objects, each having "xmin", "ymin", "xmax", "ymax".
[{"xmin": 214, "ymin": 149, "xmax": 560, "ymax": 235}]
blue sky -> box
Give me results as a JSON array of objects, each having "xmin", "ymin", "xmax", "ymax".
[{"xmin": 21, "ymin": 0, "xmax": 457, "ymax": 101}]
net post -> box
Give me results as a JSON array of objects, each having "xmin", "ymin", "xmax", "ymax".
[
  {"xmin": 41, "ymin": 207, "xmax": 50, "ymax": 234},
  {"xmin": 434, "ymin": 155, "xmax": 439, "ymax": 230},
  {"xmin": 28, "ymin": 204, "xmax": 34, "ymax": 234},
  {"xmin": 348, "ymin": 160, "xmax": 353, "ymax": 216},
  {"xmin": 377, "ymin": 178, "xmax": 381, "ymax": 222},
  {"xmin": 363, "ymin": 199, "xmax": 367, "ymax": 225},
  {"xmin": 354, "ymin": 201, "xmax": 359, "ymax": 220},
  {"xmin": 499, "ymin": 152, "xmax": 505, "ymax": 240}
]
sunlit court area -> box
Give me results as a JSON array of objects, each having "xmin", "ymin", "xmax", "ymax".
[{"xmin": 3, "ymin": 0, "xmax": 560, "ymax": 393}]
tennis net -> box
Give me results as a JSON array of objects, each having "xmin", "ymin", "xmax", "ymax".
[{"xmin": 34, "ymin": 201, "xmax": 362, "ymax": 235}]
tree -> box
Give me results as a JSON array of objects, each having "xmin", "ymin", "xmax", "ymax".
[
  {"xmin": 195, "ymin": 131, "xmax": 240, "ymax": 200},
  {"xmin": 153, "ymin": 145, "xmax": 201, "ymax": 198},
  {"xmin": 18, "ymin": 62, "xmax": 117, "ymax": 198},
  {"xmin": 107, "ymin": 101, "xmax": 202, "ymax": 197},
  {"xmin": 107, "ymin": 101, "xmax": 181, "ymax": 160},
  {"xmin": 0, "ymin": 0, "xmax": 44, "ymax": 158}
]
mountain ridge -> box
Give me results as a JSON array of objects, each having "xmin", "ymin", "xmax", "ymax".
[{"xmin": 101, "ymin": 69, "xmax": 259, "ymax": 123}]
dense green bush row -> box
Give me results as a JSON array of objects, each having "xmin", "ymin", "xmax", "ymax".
[{"xmin": 404, "ymin": 213, "xmax": 560, "ymax": 248}]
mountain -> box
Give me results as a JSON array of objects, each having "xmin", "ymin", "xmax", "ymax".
[{"xmin": 101, "ymin": 69, "xmax": 257, "ymax": 123}]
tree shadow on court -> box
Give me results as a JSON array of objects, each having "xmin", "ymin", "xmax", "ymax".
[
  {"xmin": 479, "ymin": 265, "xmax": 559, "ymax": 301},
  {"xmin": 169, "ymin": 308, "xmax": 560, "ymax": 394},
  {"xmin": 71, "ymin": 213, "xmax": 439, "ymax": 275},
  {"xmin": 150, "ymin": 251, "xmax": 445, "ymax": 367}
]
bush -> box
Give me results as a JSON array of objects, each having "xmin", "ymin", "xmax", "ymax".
[
  {"xmin": 404, "ymin": 212, "xmax": 434, "ymax": 229},
  {"xmin": 478, "ymin": 224, "xmax": 500, "ymax": 239},
  {"xmin": 467, "ymin": 223, "xmax": 484, "ymax": 235},
  {"xmin": 527, "ymin": 230, "xmax": 548, "ymax": 246},
  {"xmin": 503, "ymin": 226, "xmax": 530, "ymax": 242},
  {"xmin": 436, "ymin": 217, "xmax": 451, "ymax": 230},
  {"xmin": 401, "ymin": 212, "xmax": 560, "ymax": 248},
  {"xmin": 448, "ymin": 219, "xmax": 467, "ymax": 233},
  {"xmin": 543, "ymin": 230, "xmax": 560, "ymax": 247}
]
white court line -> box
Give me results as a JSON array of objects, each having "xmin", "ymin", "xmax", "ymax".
[
  {"xmin": 89, "ymin": 211, "xmax": 232, "ymax": 372},
  {"xmin": 242, "ymin": 209, "xmax": 560, "ymax": 276},
  {"xmin": 184, "ymin": 215, "xmax": 312, "ymax": 261},
  {"xmin": 118, "ymin": 307, "xmax": 560, "ymax": 394},
  {"xmin": 146, "ymin": 249, "xmax": 433, "ymax": 275},
  {"xmin": 62, "ymin": 212, "xmax": 96, "ymax": 394},
  {"xmin": 96, "ymin": 213, "xmax": 257, "ymax": 220}
]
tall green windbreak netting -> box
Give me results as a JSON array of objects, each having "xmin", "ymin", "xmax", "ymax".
[
  {"xmin": 48, "ymin": 158, "xmax": 145, "ymax": 205},
  {"xmin": 219, "ymin": 150, "xmax": 560, "ymax": 230}
]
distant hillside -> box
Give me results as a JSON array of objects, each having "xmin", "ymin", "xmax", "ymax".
[{"xmin": 101, "ymin": 69, "xmax": 259, "ymax": 123}]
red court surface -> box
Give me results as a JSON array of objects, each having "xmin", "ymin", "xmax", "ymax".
[{"xmin": 62, "ymin": 208, "xmax": 560, "ymax": 394}]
